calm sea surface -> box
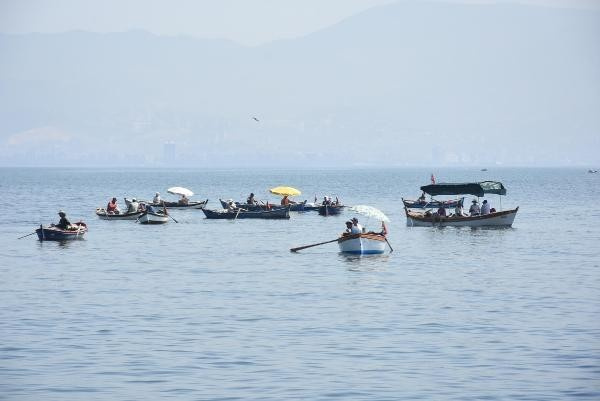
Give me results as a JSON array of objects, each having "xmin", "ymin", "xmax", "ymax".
[{"xmin": 1, "ymin": 167, "xmax": 599, "ymax": 400}]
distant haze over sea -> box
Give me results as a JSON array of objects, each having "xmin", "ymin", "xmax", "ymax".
[{"xmin": 0, "ymin": 1, "xmax": 598, "ymax": 167}]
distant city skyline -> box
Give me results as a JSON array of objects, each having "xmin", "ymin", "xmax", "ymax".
[{"xmin": 0, "ymin": 0, "xmax": 598, "ymax": 167}]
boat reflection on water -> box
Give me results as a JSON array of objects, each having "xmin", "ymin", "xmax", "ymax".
[{"xmin": 338, "ymin": 252, "xmax": 390, "ymax": 271}]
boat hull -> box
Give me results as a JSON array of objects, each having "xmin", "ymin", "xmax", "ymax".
[
  {"xmin": 138, "ymin": 212, "xmax": 169, "ymax": 224},
  {"xmin": 402, "ymin": 197, "xmax": 464, "ymax": 209},
  {"xmin": 148, "ymin": 200, "xmax": 208, "ymax": 209},
  {"xmin": 318, "ymin": 205, "xmax": 344, "ymax": 216},
  {"xmin": 219, "ymin": 199, "xmax": 306, "ymax": 212},
  {"xmin": 36, "ymin": 222, "xmax": 88, "ymax": 241},
  {"xmin": 406, "ymin": 207, "xmax": 519, "ymax": 227},
  {"xmin": 96, "ymin": 208, "xmax": 142, "ymax": 220},
  {"xmin": 338, "ymin": 233, "xmax": 387, "ymax": 254},
  {"xmin": 202, "ymin": 207, "xmax": 290, "ymax": 219}
]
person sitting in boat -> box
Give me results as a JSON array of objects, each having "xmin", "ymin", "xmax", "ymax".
[
  {"xmin": 153, "ymin": 192, "xmax": 161, "ymax": 204},
  {"xmin": 344, "ymin": 221, "xmax": 353, "ymax": 234},
  {"xmin": 227, "ymin": 200, "xmax": 237, "ymax": 212},
  {"xmin": 55, "ymin": 211, "xmax": 71, "ymax": 230},
  {"xmin": 125, "ymin": 198, "xmax": 139, "ymax": 213},
  {"xmin": 454, "ymin": 202, "xmax": 466, "ymax": 217},
  {"xmin": 436, "ymin": 206, "xmax": 447, "ymax": 217},
  {"xmin": 351, "ymin": 217, "xmax": 364, "ymax": 234},
  {"xmin": 418, "ymin": 191, "xmax": 427, "ymax": 204},
  {"xmin": 469, "ymin": 199, "xmax": 480, "ymax": 216},
  {"xmin": 247, "ymin": 193, "xmax": 257, "ymax": 205},
  {"xmin": 179, "ymin": 194, "xmax": 189, "ymax": 205},
  {"xmin": 480, "ymin": 199, "xmax": 491, "ymax": 215},
  {"xmin": 106, "ymin": 197, "xmax": 120, "ymax": 214}
]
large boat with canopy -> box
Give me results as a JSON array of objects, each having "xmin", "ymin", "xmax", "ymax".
[{"xmin": 405, "ymin": 181, "xmax": 518, "ymax": 227}]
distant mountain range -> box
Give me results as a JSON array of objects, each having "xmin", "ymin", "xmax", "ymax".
[{"xmin": 1, "ymin": 1, "xmax": 599, "ymax": 166}]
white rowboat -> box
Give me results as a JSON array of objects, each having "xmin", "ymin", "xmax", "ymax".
[
  {"xmin": 338, "ymin": 233, "xmax": 387, "ymax": 254},
  {"xmin": 96, "ymin": 208, "xmax": 142, "ymax": 220},
  {"xmin": 138, "ymin": 211, "xmax": 169, "ymax": 224}
]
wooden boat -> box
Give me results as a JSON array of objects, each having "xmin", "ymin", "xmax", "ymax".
[
  {"xmin": 318, "ymin": 204, "xmax": 344, "ymax": 216},
  {"xmin": 405, "ymin": 207, "xmax": 519, "ymax": 227},
  {"xmin": 202, "ymin": 207, "xmax": 290, "ymax": 219},
  {"xmin": 95, "ymin": 208, "xmax": 142, "ymax": 220},
  {"xmin": 219, "ymin": 199, "xmax": 307, "ymax": 212},
  {"xmin": 338, "ymin": 232, "xmax": 387, "ymax": 254},
  {"xmin": 406, "ymin": 181, "xmax": 518, "ymax": 228},
  {"xmin": 402, "ymin": 197, "xmax": 464, "ymax": 209},
  {"xmin": 147, "ymin": 199, "xmax": 208, "ymax": 210},
  {"xmin": 137, "ymin": 210, "xmax": 169, "ymax": 224},
  {"xmin": 36, "ymin": 222, "xmax": 88, "ymax": 241}
]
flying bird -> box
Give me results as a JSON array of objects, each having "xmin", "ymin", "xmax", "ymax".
[{"xmin": 252, "ymin": 117, "xmax": 259, "ymax": 122}]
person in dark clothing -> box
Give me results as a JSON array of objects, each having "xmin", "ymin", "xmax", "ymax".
[{"xmin": 56, "ymin": 211, "xmax": 71, "ymax": 230}]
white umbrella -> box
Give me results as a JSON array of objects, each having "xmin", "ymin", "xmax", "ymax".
[
  {"xmin": 167, "ymin": 187, "xmax": 194, "ymax": 197},
  {"xmin": 349, "ymin": 205, "xmax": 390, "ymax": 222}
]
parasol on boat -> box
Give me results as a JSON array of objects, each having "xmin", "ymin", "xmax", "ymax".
[
  {"xmin": 349, "ymin": 205, "xmax": 390, "ymax": 222},
  {"xmin": 269, "ymin": 186, "xmax": 301, "ymax": 197},
  {"xmin": 167, "ymin": 187, "xmax": 194, "ymax": 197}
]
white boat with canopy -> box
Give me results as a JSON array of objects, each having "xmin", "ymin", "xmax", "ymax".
[
  {"xmin": 290, "ymin": 205, "xmax": 393, "ymax": 254},
  {"xmin": 338, "ymin": 205, "xmax": 392, "ymax": 254},
  {"xmin": 405, "ymin": 181, "xmax": 518, "ymax": 227}
]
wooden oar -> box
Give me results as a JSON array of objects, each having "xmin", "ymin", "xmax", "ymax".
[
  {"xmin": 384, "ymin": 237, "xmax": 394, "ymax": 253},
  {"xmin": 290, "ymin": 238, "xmax": 339, "ymax": 252},
  {"xmin": 17, "ymin": 231, "xmax": 37, "ymax": 239},
  {"xmin": 162, "ymin": 202, "xmax": 178, "ymax": 223}
]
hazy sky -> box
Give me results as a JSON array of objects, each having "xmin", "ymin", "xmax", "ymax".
[{"xmin": 1, "ymin": 0, "xmax": 598, "ymax": 45}]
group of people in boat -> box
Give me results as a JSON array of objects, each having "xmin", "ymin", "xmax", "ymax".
[
  {"xmin": 342, "ymin": 217, "xmax": 388, "ymax": 236},
  {"xmin": 322, "ymin": 196, "xmax": 340, "ymax": 206},
  {"xmin": 103, "ymin": 193, "xmax": 189, "ymax": 215},
  {"xmin": 427, "ymin": 198, "xmax": 496, "ymax": 218}
]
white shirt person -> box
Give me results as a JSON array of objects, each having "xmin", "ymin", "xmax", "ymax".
[{"xmin": 480, "ymin": 200, "xmax": 491, "ymax": 215}]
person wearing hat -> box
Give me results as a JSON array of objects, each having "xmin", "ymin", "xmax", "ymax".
[
  {"xmin": 125, "ymin": 197, "xmax": 139, "ymax": 213},
  {"xmin": 153, "ymin": 192, "xmax": 161, "ymax": 204},
  {"xmin": 469, "ymin": 199, "xmax": 480, "ymax": 216},
  {"xmin": 480, "ymin": 199, "xmax": 491, "ymax": 215},
  {"xmin": 344, "ymin": 221, "xmax": 353, "ymax": 234},
  {"xmin": 55, "ymin": 211, "xmax": 71, "ymax": 230},
  {"xmin": 351, "ymin": 217, "xmax": 364, "ymax": 234}
]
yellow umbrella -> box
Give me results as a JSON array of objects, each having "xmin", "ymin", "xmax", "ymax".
[{"xmin": 269, "ymin": 186, "xmax": 301, "ymax": 197}]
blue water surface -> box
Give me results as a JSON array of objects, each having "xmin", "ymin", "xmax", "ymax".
[{"xmin": 1, "ymin": 167, "xmax": 599, "ymax": 400}]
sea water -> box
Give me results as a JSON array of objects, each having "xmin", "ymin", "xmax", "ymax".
[{"xmin": 1, "ymin": 167, "xmax": 599, "ymax": 400}]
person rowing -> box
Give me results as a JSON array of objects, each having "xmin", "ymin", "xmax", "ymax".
[{"xmin": 54, "ymin": 210, "xmax": 71, "ymax": 230}]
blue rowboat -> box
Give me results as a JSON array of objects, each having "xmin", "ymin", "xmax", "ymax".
[
  {"xmin": 318, "ymin": 204, "xmax": 344, "ymax": 216},
  {"xmin": 36, "ymin": 222, "xmax": 88, "ymax": 241},
  {"xmin": 219, "ymin": 199, "xmax": 307, "ymax": 212},
  {"xmin": 203, "ymin": 207, "xmax": 290, "ymax": 219}
]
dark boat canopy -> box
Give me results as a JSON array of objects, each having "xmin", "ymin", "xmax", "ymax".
[{"xmin": 420, "ymin": 181, "xmax": 507, "ymax": 197}]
